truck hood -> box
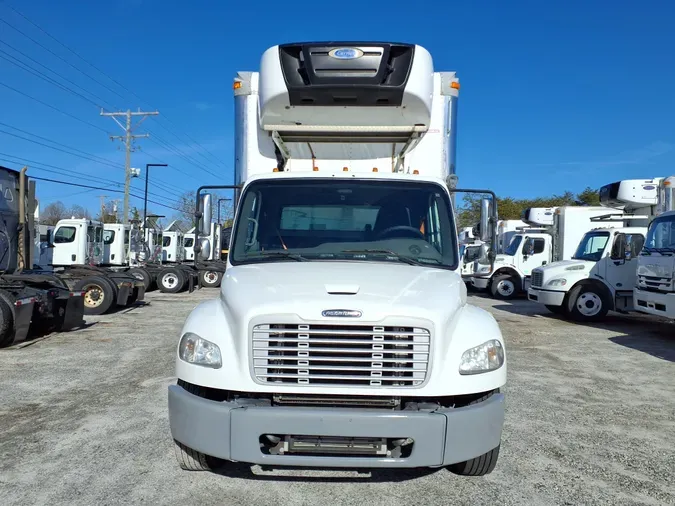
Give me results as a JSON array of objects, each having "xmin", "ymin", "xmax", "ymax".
[
  {"xmin": 533, "ymin": 259, "xmax": 593, "ymax": 287},
  {"xmin": 219, "ymin": 261, "xmax": 466, "ymax": 324},
  {"xmin": 475, "ymin": 255, "xmax": 515, "ymax": 276}
]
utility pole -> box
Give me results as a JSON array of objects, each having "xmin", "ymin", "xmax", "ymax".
[
  {"xmin": 101, "ymin": 108, "xmax": 159, "ymax": 224},
  {"xmin": 99, "ymin": 194, "xmax": 107, "ymax": 222}
]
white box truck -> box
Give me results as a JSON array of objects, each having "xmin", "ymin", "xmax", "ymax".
[
  {"xmin": 471, "ymin": 206, "xmax": 624, "ymax": 299},
  {"xmin": 168, "ymin": 42, "xmax": 506, "ymax": 475},
  {"xmin": 528, "ymin": 179, "xmax": 658, "ymax": 321},
  {"xmin": 634, "ymin": 176, "xmax": 675, "ymax": 319}
]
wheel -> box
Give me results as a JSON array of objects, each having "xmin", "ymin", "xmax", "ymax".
[
  {"xmin": 199, "ymin": 270, "xmax": 222, "ymax": 288},
  {"xmin": 0, "ymin": 292, "xmax": 15, "ymax": 347},
  {"xmin": 74, "ymin": 276, "xmax": 115, "ymax": 315},
  {"xmin": 100, "ymin": 276, "xmax": 119, "ymax": 299},
  {"xmin": 448, "ymin": 445, "xmax": 501, "ymax": 476},
  {"xmin": 545, "ymin": 304, "xmax": 565, "ymax": 315},
  {"xmin": 158, "ymin": 268, "xmax": 185, "ymax": 294},
  {"xmin": 129, "ymin": 268, "xmax": 151, "ymax": 291},
  {"xmin": 174, "ymin": 440, "xmax": 212, "ymax": 471},
  {"xmin": 566, "ymin": 284, "xmax": 610, "ymax": 322},
  {"xmin": 490, "ymin": 274, "xmax": 520, "ymax": 300}
]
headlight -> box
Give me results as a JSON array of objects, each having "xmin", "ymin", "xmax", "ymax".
[
  {"xmin": 178, "ymin": 332, "xmax": 222, "ymax": 368},
  {"xmin": 459, "ymin": 339, "xmax": 504, "ymax": 375},
  {"xmin": 478, "ymin": 265, "xmax": 491, "ymax": 274},
  {"xmin": 546, "ymin": 278, "xmax": 567, "ymax": 287}
]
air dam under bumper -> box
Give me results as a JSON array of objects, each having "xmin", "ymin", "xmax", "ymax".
[
  {"xmin": 471, "ymin": 276, "xmax": 490, "ymax": 289},
  {"xmin": 168, "ymin": 384, "xmax": 505, "ymax": 468},
  {"xmin": 528, "ymin": 287, "xmax": 566, "ymax": 306}
]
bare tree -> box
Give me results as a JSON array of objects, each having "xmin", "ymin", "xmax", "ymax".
[
  {"xmin": 41, "ymin": 201, "xmax": 68, "ymax": 225},
  {"xmin": 69, "ymin": 204, "xmax": 91, "ymax": 220}
]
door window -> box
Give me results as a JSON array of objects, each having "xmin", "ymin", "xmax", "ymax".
[{"xmin": 54, "ymin": 226, "xmax": 76, "ymax": 243}]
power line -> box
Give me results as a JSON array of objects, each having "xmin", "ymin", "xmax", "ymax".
[
  {"xmin": 0, "ymin": 122, "xmax": 122, "ymax": 168},
  {"xmin": 0, "ymin": 38, "xmax": 112, "ymax": 107},
  {"xmin": 0, "ymin": 17, "xmax": 124, "ymax": 107},
  {"xmin": 0, "ymin": 80, "xmax": 109, "ymax": 133},
  {"xmin": 0, "ymin": 153, "xmax": 184, "ymax": 201},
  {"xmin": 29, "ymin": 176, "xmax": 183, "ymax": 213},
  {"xmin": 3, "ymin": 2, "xmax": 228, "ymax": 169}
]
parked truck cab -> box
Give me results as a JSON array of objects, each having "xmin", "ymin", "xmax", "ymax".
[
  {"xmin": 634, "ymin": 176, "xmax": 675, "ymax": 319},
  {"xmin": 169, "ymin": 41, "xmax": 505, "ymax": 476}
]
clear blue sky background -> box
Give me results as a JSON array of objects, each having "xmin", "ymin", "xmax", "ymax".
[{"xmin": 1, "ymin": 0, "xmax": 674, "ymax": 221}]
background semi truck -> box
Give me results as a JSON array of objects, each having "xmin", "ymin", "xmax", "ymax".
[
  {"xmin": 527, "ymin": 179, "xmax": 658, "ymax": 321},
  {"xmin": 168, "ymin": 41, "xmax": 506, "ymax": 475},
  {"xmin": 0, "ymin": 165, "xmax": 85, "ymax": 347}
]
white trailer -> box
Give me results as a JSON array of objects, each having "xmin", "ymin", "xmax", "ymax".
[
  {"xmin": 471, "ymin": 206, "xmax": 623, "ymax": 299},
  {"xmin": 634, "ymin": 176, "xmax": 675, "ymax": 319},
  {"xmin": 169, "ymin": 41, "xmax": 505, "ymax": 476},
  {"xmin": 528, "ymin": 179, "xmax": 658, "ymax": 321}
]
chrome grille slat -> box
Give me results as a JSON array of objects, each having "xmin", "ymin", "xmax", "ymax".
[
  {"xmin": 531, "ymin": 270, "xmax": 543, "ymax": 288},
  {"xmin": 251, "ymin": 323, "xmax": 430, "ymax": 387}
]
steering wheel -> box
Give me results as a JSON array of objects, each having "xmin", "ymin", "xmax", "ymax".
[{"xmin": 375, "ymin": 225, "xmax": 425, "ymax": 240}]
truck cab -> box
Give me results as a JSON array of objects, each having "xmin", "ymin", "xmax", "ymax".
[
  {"xmin": 51, "ymin": 218, "xmax": 104, "ymax": 267},
  {"xmin": 470, "ymin": 207, "xmax": 556, "ymax": 298},
  {"xmin": 528, "ymin": 179, "xmax": 656, "ymax": 321},
  {"xmin": 634, "ymin": 176, "xmax": 675, "ymax": 319},
  {"xmin": 169, "ymin": 41, "xmax": 505, "ymax": 476},
  {"xmin": 102, "ymin": 223, "xmax": 130, "ymax": 266}
]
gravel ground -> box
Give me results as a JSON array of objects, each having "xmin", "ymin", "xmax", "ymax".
[{"xmin": 0, "ymin": 288, "xmax": 674, "ymax": 506}]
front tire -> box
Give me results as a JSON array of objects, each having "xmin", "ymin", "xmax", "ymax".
[
  {"xmin": 129, "ymin": 268, "xmax": 152, "ymax": 291},
  {"xmin": 199, "ymin": 270, "xmax": 223, "ymax": 288},
  {"xmin": 158, "ymin": 268, "xmax": 185, "ymax": 294},
  {"xmin": 545, "ymin": 304, "xmax": 566, "ymax": 315},
  {"xmin": 174, "ymin": 440, "xmax": 212, "ymax": 471},
  {"xmin": 566, "ymin": 284, "xmax": 610, "ymax": 322},
  {"xmin": 490, "ymin": 274, "xmax": 520, "ymax": 300},
  {"xmin": 75, "ymin": 276, "xmax": 115, "ymax": 315},
  {"xmin": 448, "ymin": 445, "xmax": 501, "ymax": 476}
]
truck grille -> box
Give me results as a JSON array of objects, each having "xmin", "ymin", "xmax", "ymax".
[
  {"xmin": 637, "ymin": 274, "xmax": 673, "ymax": 292},
  {"xmin": 531, "ymin": 270, "xmax": 543, "ymax": 288},
  {"xmin": 252, "ymin": 324, "xmax": 430, "ymax": 387}
]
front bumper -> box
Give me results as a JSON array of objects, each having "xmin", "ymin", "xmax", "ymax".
[
  {"xmin": 471, "ymin": 276, "xmax": 490, "ymax": 289},
  {"xmin": 168, "ymin": 384, "xmax": 505, "ymax": 468},
  {"xmin": 634, "ymin": 288, "xmax": 675, "ymax": 318},
  {"xmin": 528, "ymin": 287, "xmax": 566, "ymax": 306}
]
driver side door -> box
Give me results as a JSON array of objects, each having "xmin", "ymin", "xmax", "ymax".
[
  {"xmin": 604, "ymin": 232, "xmax": 645, "ymax": 292},
  {"xmin": 520, "ymin": 236, "xmax": 550, "ymax": 276}
]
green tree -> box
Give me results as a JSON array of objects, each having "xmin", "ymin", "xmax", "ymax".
[{"xmin": 456, "ymin": 188, "xmax": 601, "ymax": 228}]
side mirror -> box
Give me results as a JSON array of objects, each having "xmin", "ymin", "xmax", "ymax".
[
  {"xmin": 479, "ymin": 198, "xmax": 491, "ymax": 242},
  {"xmin": 199, "ymin": 194, "xmax": 212, "ymax": 237}
]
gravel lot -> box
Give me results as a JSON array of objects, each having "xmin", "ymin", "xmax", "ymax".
[{"xmin": 1, "ymin": 288, "xmax": 673, "ymax": 506}]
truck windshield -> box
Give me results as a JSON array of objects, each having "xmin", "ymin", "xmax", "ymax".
[
  {"xmin": 573, "ymin": 231, "xmax": 610, "ymax": 261},
  {"xmin": 230, "ymin": 179, "xmax": 458, "ymax": 269},
  {"xmin": 643, "ymin": 215, "xmax": 675, "ymax": 254},
  {"xmin": 503, "ymin": 235, "xmax": 522, "ymax": 256}
]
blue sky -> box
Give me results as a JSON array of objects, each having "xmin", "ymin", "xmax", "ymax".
[{"xmin": 1, "ymin": 0, "xmax": 674, "ymax": 221}]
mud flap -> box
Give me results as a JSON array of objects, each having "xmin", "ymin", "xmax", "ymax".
[
  {"xmin": 188, "ymin": 273, "xmax": 195, "ymax": 293},
  {"xmin": 116, "ymin": 282, "xmax": 131, "ymax": 305},
  {"xmin": 61, "ymin": 292, "xmax": 85, "ymax": 331},
  {"xmin": 12, "ymin": 297, "xmax": 36, "ymax": 345},
  {"xmin": 136, "ymin": 284, "xmax": 146, "ymax": 302}
]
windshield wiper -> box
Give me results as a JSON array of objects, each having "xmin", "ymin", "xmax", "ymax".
[
  {"xmin": 340, "ymin": 249, "xmax": 424, "ymax": 266},
  {"xmin": 246, "ymin": 251, "xmax": 308, "ymax": 262}
]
